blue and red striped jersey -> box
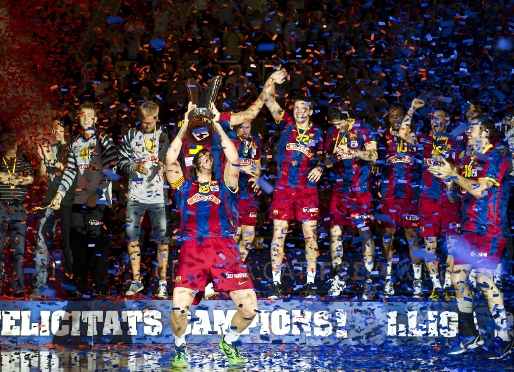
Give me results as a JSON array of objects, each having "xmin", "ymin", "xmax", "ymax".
[
  {"xmin": 379, "ymin": 128, "xmax": 419, "ymax": 200},
  {"xmin": 324, "ymin": 121, "xmax": 376, "ymax": 194},
  {"xmin": 274, "ymin": 112, "xmax": 324, "ymax": 189},
  {"xmin": 226, "ymin": 131, "xmax": 261, "ymax": 200},
  {"xmin": 173, "ymin": 179, "xmax": 238, "ymax": 238},
  {"xmin": 460, "ymin": 145, "xmax": 509, "ymax": 240},
  {"xmin": 420, "ymin": 132, "xmax": 463, "ymax": 200}
]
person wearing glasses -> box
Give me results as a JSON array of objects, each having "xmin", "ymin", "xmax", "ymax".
[
  {"xmin": 117, "ymin": 101, "xmax": 170, "ymax": 299},
  {"xmin": 323, "ymin": 104, "xmax": 378, "ymax": 299}
]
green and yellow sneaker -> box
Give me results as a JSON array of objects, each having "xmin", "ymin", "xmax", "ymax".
[
  {"xmin": 172, "ymin": 344, "xmax": 188, "ymax": 368},
  {"xmin": 219, "ymin": 336, "xmax": 245, "ymax": 365}
]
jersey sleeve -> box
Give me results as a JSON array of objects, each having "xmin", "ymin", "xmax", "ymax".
[
  {"xmin": 480, "ymin": 150, "xmax": 506, "ymax": 187},
  {"xmin": 361, "ymin": 122, "xmax": 376, "ymax": 145}
]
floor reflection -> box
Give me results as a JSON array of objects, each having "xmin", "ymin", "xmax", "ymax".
[{"xmin": 0, "ymin": 343, "xmax": 511, "ymax": 371}]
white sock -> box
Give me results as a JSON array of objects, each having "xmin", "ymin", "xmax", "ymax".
[
  {"xmin": 430, "ymin": 274, "xmax": 442, "ymax": 289},
  {"xmin": 413, "ymin": 264, "xmax": 422, "ymax": 280},
  {"xmin": 494, "ymin": 263, "xmax": 502, "ymax": 283},
  {"xmin": 224, "ymin": 328, "xmax": 241, "ymax": 345},
  {"xmin": 159, "ymin": 280, "xmax": 166, "ymax": 286},
  {"xmin": 444, "ymin": 271, "xmax": 452, "ymax": 288},
  {"xmin": 272, "ymin": 270, "xmax": 281, "ymax": 283},
  {"xmin": 469, "ymin": 269, "xmax": 477, "ymax": 288},
  {"xmin": 174, "ymin": 333, "xmax": 186, "ymax": 347},
  {"xmin": 306, "ymin": 270, "xmax": 316, "ymax": 284},
  {"xmin": 364, "ymin": 260, "xmax": 374, "ymax": 275},
  {"xmin": 205, "ymin": 282, "xmax": 215, "ymax": 295},
  {"xmin": 491, "ymin": 306, "xmax": 511, "ymax": 341},
  {"xmin": 385, "ymin": 263, "xmax": 392, "ymax": 280}
]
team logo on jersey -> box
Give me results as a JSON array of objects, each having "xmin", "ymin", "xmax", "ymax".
[
  {"xmin": 386, "ymin": 155, "xmax": 414, "ymax": 165},
  {"xmin": 185, "ymin": 156, "xmax": 194, "ymax": 167},
  {"xmin": 350, "ymin": 141, "xmax": 358, "ymax": 148},
  {"xmin": 210, "ymin": 185, "xmax": 219, "ymax": 192},
  {"xmin": 286, "ymin": 143, "xmax": 313, "ymax": 157},
  {"xmin": 187, "ymin": 193, "xmax": 221, "ymax": 205},
  {"xmin": 404, "ymin": 214, "xmax": 419, "ymax": 221},
  {"xmin": 174, "ymin": 276, "xmax": 182, "ymax": 283},
  {"xmin": 273, "ymin": 210, "xmax": 279, "ymax": 216},
  {"xmin": 349, "ymin": 133, "xmax": 358, "ymax": 141}
]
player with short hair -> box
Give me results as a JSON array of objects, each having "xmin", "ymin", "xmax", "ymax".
[
  {"xmin": 377, "ymin": 100, "xmax": 423, "ymax": 298},
  {"xmin": 429, "ymin": 115, "xmax": 513, "ymax": 359},
  {"xmin": 418, "ymin": 104, "xmax": 462, "ymax": 301},
  {"xmin": 264, "ymin": 81, "xmax": 325, "ymax": 298},
  {"xmin": 166, "ymin": 103, "xmax": 258, "ymax": 367},
  {"xmin": 324, "ymin": 104, "xmax": 378, "ymax": 299}
]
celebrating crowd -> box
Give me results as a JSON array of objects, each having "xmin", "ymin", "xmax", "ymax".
[{"xmin": 1, "ymin": 0, "xmax": 514, "ymax": 364}]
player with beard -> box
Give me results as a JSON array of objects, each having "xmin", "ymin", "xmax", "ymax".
[{"xmin": 429, "ymin": 115, "xmax": 513, "ymax": 359}]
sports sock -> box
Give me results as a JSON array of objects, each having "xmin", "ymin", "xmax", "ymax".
[
  {"xmin": 306, "ymin": 270, "xmax": 316, "ymax": 284},
  {"xmin": 491, "ymin": 306, "xmax": 511, "ymax": 341},
  {"xmin": 430, "ymin": 274, "xmax": 442, "ymax": 289},
  {"xmin": 364, "ymin": 260, "xmax": 374, "ymax": 276},
  {"xmin": 456, "ymin": 297, "xmax": 478, "ymax": 337},
  {"xmin": 443, "ymin": 271, "xmax": 452, "ymax": 288},
  {"xmin": 413, "ymin": 264, "xmax": 422, "ymax": 280},
  {"xmin": 272, "ymin": 270, "xmax": 281, "ymax": 283},
  {"xmin": 159, "ymin": 280, "xmax": 166, "ymax": 286},
  {"xmin": 174, "ymin": 333, "xmax": 186, "ymax": 347},
  {"xmin": 224, "ymin": 329, "xmax": 241, "ymax": 345},
  {"xmin": 385, "ymin": 263, "xmax": 392, "ymax": 280}
]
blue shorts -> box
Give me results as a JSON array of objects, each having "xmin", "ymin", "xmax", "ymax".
[{"xmin": 125, "ymin": 200, "xmax": 168, "ymax": 244}]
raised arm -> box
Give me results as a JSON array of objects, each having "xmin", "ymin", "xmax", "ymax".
[
  {"xmin": 166, "ymin": 104, "xmax": 195, "ymax": 186},
  {"xmin": 398, "ymin": 98, "xmax": 424, "ymax": 145},
  {"xmin": 230, "ymin": 69, "xmax": 288, "ymax": 126}
]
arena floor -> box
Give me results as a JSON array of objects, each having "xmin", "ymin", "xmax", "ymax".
[{"xmin": 1, "ymin": 342, "xmax": 512, "ymax": 372}]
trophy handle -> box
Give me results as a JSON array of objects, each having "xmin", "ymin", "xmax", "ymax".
[
  {"xmin": 186, "ymin": 78, "xmax": 199, "ymax": 106},
  {"xmin": 204, "ymin": 76, "xmax": 222, "ymax": 112}
]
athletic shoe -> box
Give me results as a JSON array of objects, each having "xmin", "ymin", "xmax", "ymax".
[
  {"xmin": 125, "ymin": 281, "xmax": 144, "ymax": 296},
  {"xmin": 219, "ymin": 336, "xmax": 245, "ymax": 365},
  {"xmin": 384, "ymin": 280, "xmax": 395, "ymax": 298},
  {"xmin": 484, "ymin": 337, "xmax": 514, "ymax": 360},
  {"xmin": 361, "ymin": 279, "xmax": 375, "ymax": 300},
  {"xmin": 328, "ymin": 277, "xmax": 346, "ymax": 297},
  {"xmin": 448, "ymin": 334, "xmax": 485, "ymax": 355},
  {"xmin": 156, "ymin": 285, "xmax": 168, "ymax": 299},
  {"xmin": 304, "ymin": 283, "xmax": 317, "ymax": 299},
  {"xmin": 412, "ymin": 279, "xmax": 423, "ymax": 299},
  {"xmin": 443, "ymin": 288, "xmax": 456, "ymax": 302},
  {"xmin": 172, "ymin": 344, "xmax": 188, "ymax": 367},
  {"xmin": 428, "ymin": 287, "xmax": 442, "ymax": 301},
  {"xmin": 268, "ymin": 282, "xmax": 283, "ymax": 299}
]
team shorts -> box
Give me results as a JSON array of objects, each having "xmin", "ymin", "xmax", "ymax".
[
  {"xmin": 377, "ymin": 198, "xmax": 419, "ymax": 229},
  {"xmin": 174, "ymin": 237, "xmax": 254, "ymax": 293},
  {"xmin": 238, "ymin": 197, "xmax": 258, "ymax": 227},
  {"xmin": 269, "ymin": 186, "xmax": 318, "ymax": 221},
  {"xmin": 329, "ymin": 192, "xmax": 373, "ymax": 227},
  {"xmin": 451, "ymin": 232, "xmax": 505, "ymax": 269},
  {"xmin": 418, "ymin": 198, "xmax": 461, "ymax": 238}
]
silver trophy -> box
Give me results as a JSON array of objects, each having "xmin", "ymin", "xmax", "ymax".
[{"xmin": 185, "ymin": 76, "xmax": 222, "ymax": 145}]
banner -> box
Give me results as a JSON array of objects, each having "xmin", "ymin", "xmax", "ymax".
[{"xmin": 0, "ymin": 300, "xmax": 511, "ymax": 345}]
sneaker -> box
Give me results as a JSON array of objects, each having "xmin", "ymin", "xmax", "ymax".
[
  {"xmin": 268, "ymin": 282, "xmax": 283, "ymax": 299},
  {"xmin": 156, "ymin": 284, "xmax": 168, "ymax": 299},
  {"xmin": 125, "ymin": 281, "xmax": 144, "ymax": 296},
  {"xmin": 443, "ymin": 287, "xmax": 456, "ymax": 302},
  {"xmin": 448, "ymin": 334, "xmax": 485, "ymax": 355},
  {"xmin": 384, "ymin": 280, "xmax": 395, "ymax": 298},
  {"xmin": 29, "ymin": 289, "xmax": 44, "ymax": 300},
  {"xmin": 328, "ymin": 277, "xmax": 346, "ymax": 297},
  {"xmin": 304, "ymin": 283, "xmax": 317, "ymax": 299},
  {"xmin": 428, "ymin": 287, "xmax": 442, "ymax": 301},
  {"xmin": 361, "ymin": 279, "xmax": 375, "ymax": 300},
  {"xmin": 412, "ymin": 279, "xmax": 423, "ymax": 299},
  {"xmin": 219, "ymin": 336, "xmax": 245, "ymax": 365},
  {"xmin": 484, "ymin": 337, "xmax": 514, "ymax": 360},
  {"xmin": 172, "ymin": 344, "xmax": 188, "ymax": 367}
]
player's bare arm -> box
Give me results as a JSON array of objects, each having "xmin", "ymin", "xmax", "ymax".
[
  {"xmin": 428, "ymin": 158, "xmax": 492, "ymax": 199},
  {"xmin": 398, "ymin": 98, "xmax": 424, "ymax": 145},
  {"xmin": 230, "ymin": 69, "xmax": 288, "ymax": 126}
]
